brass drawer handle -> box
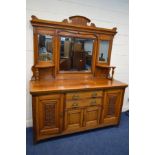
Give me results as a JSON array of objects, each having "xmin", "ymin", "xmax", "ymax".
[
  {"xmin": 90, "ymin": 100, "xmax": 97, "ymax": 106},
  {"xmin": 72, "ymin": 102, "xmax": 79, "ymax": 108},
  {"xmin": 92, "ymin": 92, "xmax": 97, "ymax": 97},
  {"xmin": 72, "ymin": 94, "xmax": 79, "ymax": 100}
]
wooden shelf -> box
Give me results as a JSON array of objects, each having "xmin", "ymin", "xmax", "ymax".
[
  {"xmin": 96, "ymin": 64, "xmax": 116, "ymax": 69},
  {"xmin": 35, "ymin": 63, "xmax": 55, "ymax": 68}
]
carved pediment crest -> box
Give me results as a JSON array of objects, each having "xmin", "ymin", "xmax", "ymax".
[{"xmin": 62, "ymin": 15, "xmax": 96, "ymax": 27}]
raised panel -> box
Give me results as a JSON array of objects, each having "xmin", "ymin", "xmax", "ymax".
[
  {"xmin": 101, "ymin": 89, "xmax": 123, "ymax": 125},
  {"xmin": 43, "ymin": 102, "xmax": 56, "ymax": 127},
  {"xmin": 38, "ymin": 97, "xmax": 61, "ymax": 135},
  {"xmin": 84, "ymin": 106, "xmax": 101, "ymax": 127},
  {"xmin": 64, "ymin": 108, "xmax": 83, "ymax": 131},
  {"xmin": 107, "ymin": 94, "xmax": 117, "ymax": 116}
]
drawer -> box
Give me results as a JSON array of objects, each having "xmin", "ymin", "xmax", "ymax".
[
  {"xmin": 38, "ymin": 94, "xmax": 60, "ymax": 100},
  {"xmin": 66, "ymin": 91, "xmax": 102, "ymax": 100},
  {"xmin": 66, "ymin": 98, "xmax": 102, "ymax": 109}
]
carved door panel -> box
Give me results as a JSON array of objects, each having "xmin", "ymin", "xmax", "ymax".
[
  {"xmin": 83, "ymin": 105, "xmax": 101, "ymax": 128},
  {"xmin": 102, "ymin": 89, "xmax": 123, "ymax": 124},
  {"xmin": 64, "ymin": 108, "xmax": 83, "ymax": 132},
  {"xmin": 38, "ymin": 95, "xmax": 62, "ymax": 136}
]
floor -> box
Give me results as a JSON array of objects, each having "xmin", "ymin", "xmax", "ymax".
[{"xmin": 26, "ymin": 112, "xmax": 129, "ymax": 155}]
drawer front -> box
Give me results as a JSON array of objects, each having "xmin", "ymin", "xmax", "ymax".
[
  {"xmin": 38, "ymin": 94, "xmax": 60, "ymax": 100},
  {"xmin": 66, "ymin": 98, "xmax": 102, "ymax": 109},
  {"xmin": 66, "ymin": 91, "xmax": 103, "ymax": 100}
]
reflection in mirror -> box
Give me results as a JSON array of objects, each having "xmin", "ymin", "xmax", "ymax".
[
  {"xmin": 60, "ymin": 37, "xmax": 94, "ymax": 71},
  {"xmin": 38, "ymin": 34, "xmax": 53, "ymax": 61},
  {"xmin": 98, "ymin": 40, "xmax": 109, "ymax": 63}
]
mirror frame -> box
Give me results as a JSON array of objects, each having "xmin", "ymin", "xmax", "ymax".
[
  {"xmin": 34, "ymin": 28, "xmax": 55, "ymax": 67},
  {"xmin": 57, "ymin": 31, "xmax": 97, "ymax": 74},
  {"xmin": 96, "ymin": 35, "xmax": 113, "ymax": 66}
]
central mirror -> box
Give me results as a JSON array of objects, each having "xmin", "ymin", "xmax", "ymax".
[{"xmin": 59, "ymin": 37, "xmax": 94, "ymax": 72}]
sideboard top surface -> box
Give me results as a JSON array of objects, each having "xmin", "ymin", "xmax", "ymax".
[{"xmin": 30, "ymin": 78, "xmax": 128, "ymax": 95}]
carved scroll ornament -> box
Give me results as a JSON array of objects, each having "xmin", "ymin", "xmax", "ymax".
[{"xmin": 62, "ymin": 15, "xmax": 96, "ymax": 27}]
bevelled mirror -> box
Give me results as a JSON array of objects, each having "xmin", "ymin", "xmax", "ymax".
[
  {"xmin": 98, "ymin": 40, "xmax": 109, "ymax": 63},
  {"xmin": 38, "ymin": 34, "xmax": 53, "ymax": 62},
  {"xmin": 59, "ymin": 37, "xmax": 94, "ymax": 71}
]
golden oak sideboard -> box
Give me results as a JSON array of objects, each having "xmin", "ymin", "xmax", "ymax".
[{"xmin": 29, "ymin": 15, "xmax": 128, "ymax": 142}]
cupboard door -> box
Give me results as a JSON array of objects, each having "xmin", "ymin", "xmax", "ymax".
[
  {"xmin": 102, "ymin": 89, "xmax": 123, "ymax": 125},
  {"xmin": 37, "ymin": 95, "xmax": 62, "ymax": 136},
  {"xmin": 83, "ymin": 105, "xmax": 101, "ymax": 127},
  {"xmin": 64, "ymin": 108, "xmax": 83, "ymax": 132}
]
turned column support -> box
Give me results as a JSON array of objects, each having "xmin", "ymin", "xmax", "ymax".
[
  {"xmin": 100, "ymin": 65, "xmax": 116, "ymax": 80},
  {"xmin": 35, "ymin": 68, "xmax": 39, "ymax": 80},
  {"xmin": 111, "ymin": 66, "xmax": 116, "ymax": 80},
  {"xmin": 107, "ymin": 66, "xmax": 116, "ymax": 80}
]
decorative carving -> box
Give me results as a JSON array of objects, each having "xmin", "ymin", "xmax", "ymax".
[
  {"xmin": 69, "ymin": 16, "xmax": 90, "ymax": 26},
  {"xmin": 62, "ymin": 19, "xmax": 68, "ymax": 23},
  {"xmin": 62, "ymin": 15, "xmax": 96, "ymax": 27},
  {"xmin": 91, "ymin": 23, "xmax": 96, "ymax": 27},
  {"xmin": 100, "ymin": 66, "xmax": 116, "ymax": 80},
  {"xmin": 31, "ymin": 66, "xmax": 36, "ymax": 80},
  {"xmin": 35, "ymin": 68, "xmax": 39, "ymax": 80},
  {"xmin": 112, "ymin": 27, "xmax": 117, "ymax": 31},
  {"xmin": 44, "ymin": 102, "xmax": 56, "ymax": 127},
  {"xmin": 108, "ymin": 94, "xmax": 117, "ymax": 116},
  {"xmin": 111, "ymin": 67, "xmax": 115, "ymax": 80},
  {"xmin": 108, "ymin": 66, "xmax": 116, "ymax": 80},
  {"xmin": 31, "ymin": 15, "xmax": 38, "ymax": 20}
]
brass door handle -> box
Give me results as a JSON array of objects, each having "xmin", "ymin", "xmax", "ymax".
[
  {"xmin": 90, "ymin": 100, "xmax": 97, "ymax": 106},
  {"xmin": 72, "ymin": 94, "xmax": 79, "ymax": 100},
  {"xmin": 72, "ymin": 102, "xmax": 79, "ymax": 108},
  {"xmin": 92, "ymin": 92, "xmax": 97, "ymax": 97}
]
